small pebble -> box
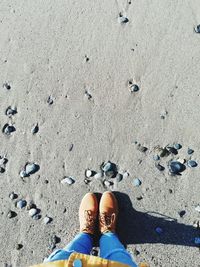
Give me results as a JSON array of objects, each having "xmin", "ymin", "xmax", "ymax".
[
  {"xmin": 16, "ymin": 244, "xmax": 23, "ymax": 250},
  {"xmin": 169, "ymin": 189, "xmax": 173, "ymax": 194},
  {"xmin": 0, "ymin": 167, "xmax": 5, "ymax": 173},
  {"xmin": 16, "ymin": 199, "xmax": 27, "ymax": 209},
  {"xmin": 194, "ymin": 24, "xmax": 200, "ymax": 33},
  {"xmin": 32, "ymin": 214, "xmax": 41, "ymax": 220},
  {"xmin": 155, "ymin": 163, "xmax": 165, "ymax": 171},
  {"xmin": 174, "ymin": 143, "xmax": 182, "ymax": 150},
  {"xmin": 153, "ymin": 155, "xmax": 160, "ymax": 161},
  {"xmin": 130, "ymin": 84, "xmax": 139, "ymax": 92},
  {"xmin": 2, "ymin": 124, "xmax": 16, "ymax": 135},
  {"xmin": 136, "ymin": 144, "xmax": 148, "ymax": 153},
  {"xmin": 9, "ymin": 192, "xmax": 17, "ymax": 200},
  {"xmin": 31, "ymin": 123, "xmax": 39, "ymax": 134},
  {"xmin": 3, "ymin": 82, "xmax": 11, "ymax": 90},
  {"xmin": 29, "ymin": 208, "xmax": 38, "ymax": 217},
  {"xmin": 123, "ymin": 171, "xmax": 129, "ymax": 179},
  {"xmin": 47, "ymin": 96, "xmax": 53, "ymax": 105},
  {"xmin": 155, "ymin": 227, "xmax": 163, "ymax": 234},
  {"xmin": 0, "ymin": 156, "xmax": 8, "ymax": 165},
  {"xmin": 5, "ymin": 106, "xmax": 17, "ymax": 117},
  {"xmin": 187, "ymin": 160, "xmax": 198, "ymax": 168},
  {"xmin": 118, "ymin": 13, "xmax": 129, "ymax": 24},
  {"xmin": 27, "ymin": 202, "xmax": 36, "ymax": 210},
  {"xmin": 169, "ymin": 161, "xmax": 185, "ymax": 174},
  {"xmin": 25, "ymin": 163, "xmax": 39, "ymax": 175},
  {"xmin": 167, "ymin": 146, "xmax": 178, "ymax": 155},
  {"xmin": 69, "ymin": 144, "xmax": 74, "ymax": 151},
  {"xmin": 136, "ymin": 196, "xmax": 143, "ymax": 201},
  {"xmin": 7, "ymin": 210, "xmax": 17, "ymax": 219},
  {"xmin": 115, "ymin": 173, "xmax": 123, "ymax": 182},
  {"xmin": 133, "ymin": 178, "xmax": 141, "ymax": 187},
  {"xmin": 133, "ymin": 248, "xmax": 140, "ymax": 256},
  {"xmin": 84, "ymin": 178, "xmax": 90, "ymax": 185},
  {"xmin": 193, "ymin": 220, "xmax": 200, "ymax": 229},
  {"xmin": 178, "ymin": 210, "xmax": 186, "ymax": 217},
  {"xmin": 187, "ymin": 148, "xmax": 194, "ymax": 155},
  {"xmin": 195, "ymin": 206, "xmax": 200, "ymax": 212},
  {"xmin": 85, "ymin": 90, "xmax": 92, "ymax": 100},
  {"xmin": 61, "ymin": 176, "xmax": 75, "ymax": 185},
  {"xmin": 102, "ymin": 162, "xmax": 112, "ymax": 172},
  {"xmin": 85, "ymin": 169, "xmax": 92, "ymax": 178},
  {"xmin": 177, "ymin": 158, "xmax": 186, "ymax": 164},
  {"xmin": 44, "ymin": 216, "xmax": 52, "ymax": 224},
  {"xmin": 105, "ymin": 170, "xmax": 115, "ymax": 178},
  {"xmin": 104, "ymin": 180, "xmax": 111, "ymax": 187}
]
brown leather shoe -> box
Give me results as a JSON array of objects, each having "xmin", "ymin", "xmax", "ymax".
[
  {"xmin": 99, "ymin": 191, "xmax": 119, "ymax": 233},
  {"xmin": 79, "ymin": 193, "xmax": 98, "ymax": 235}
]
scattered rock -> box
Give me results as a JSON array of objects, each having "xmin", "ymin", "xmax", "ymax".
[
  {"xmin": 9, "ymin": 192, "xmax": 18, "ymax": 200},
  {"xmin": 115, "ymin": 173, "xmax": 123, "ymax": 182},
  {"xmin": 102, "ymin": 162, "xmax": 112, "ymax": 172},
  {"xmin": 16, "ymin": 244, "xmax": 23, "ymax": 250},
  {"xmin": 16, "ymin": 199, "xmax": 27, "ymax": 209},
  {"xmin": 133, "ymin": 248, "xmax": 140, "ymax": 256},
  {"xmin": 174, "ymin": 143, "xmax": 182, "ymax": 150},
  {"xmin": 136, "ymin": 144, "xmax": 148, "ymax": 153},
  {"xmin": 85, "ymin": 90, "xmax": 92, "ymax": 100},
  {"xmin": 187, "ymin": 160, "xmax": 197, "ymax": 168},
  {"xmin": 25, "ymin": 163, "xmax": 40, "ymax": 175},
  {"xmin": 47, "ymin": 96, "xmax": 53, "ymax": 105},
  {"xmin": 187, "ymin": 148, "xmax": 194, "ymax": 155},
  {"xmin": 122, "ymin": 171, "xmax": 129, "ymax": 179},
  {"xmin": 44, "ymin": 216, "xmax": 52, "ymax": 224},
  {"xmin": 155, "ymin": 147, "xmax": 169, "ymax": 157},
  {"xmin": 69, "ymin": 144, "xmax": 74, "ymax": 151},
  {"xmin": 194, "ymin": 24, "xmax": 200, "ymax": 33},
  {"xmin": 178, "ymin": 210, "xmax": 186, "ymax": 218},
  {"xmin": 5, "ymin": 106, "xmax": 17, "ymax": 117},
  {"xmin": 177, "ymin": 158, "xmax": 186, "ymax": 164},
  {"xmin": 136, "ymin": 196, "xmax": 143, "ymax": 201},
  {"xmin": 105, "ymin": 170, "xmax": 115, "ymax": 178},
  {"xmin": 3, "ymin": 82, "xmax": 11, "ymax": 90},
  {"xmin": 27, "ymin": 202, "xmax": 37, "ymax": 210},
  {"xmin": 0, "ymin": 156, "xmax": 8, "ymax": 166},
  {"xmin": 49, "ymin": 235, "xmax": 60, "ymax": 250},
  {"xmin": 0, "ymin": 167, "xmax": 5, "ymax": 173},
  {"xmin": 118, "ymin": 13, "xmax": 129, "ymax": 24},
  {"xmin": 85, "ymin": 169, "xmax": 93, "ymax": 178},
  {"xmin": 133, "ymin": 178, "xmax": 141, "ymax": 187},
  {"xmin": 169, "ymin": 161, "xmax": 185, "ymax": 175},
  {"xmin": 155, "ymin": 163, "xmax": 165, "ymax": 171},
  {"xmin": 103, "ymin": 180, "xmax": 111, "ymax": 187},
  {"xmin": 61, "ymin": 176, "xmax": 75, "ymax": 185},
  {"xmin": 129, "ymin": 84, "xmax": 139, "ymax": 93},
  {"xmin": 2, "ymin": 124, "xmax": 16, "ymax": 135},
  {"xmin": 32, "ymin": 214, "xmax": 41, "ymax": 220},
  {"xmin": 84, "ymin": 178, "xmax": 90, "ymax": 184},
  {"xmin": 84, "ymin": 55, "xmax": 89, "ymax": 62},
  {"xmin": 31, "ymin": 123, "xmax": 39, "ymax": 134},
  {"xmin": 7, "ymin": 210, "xmax": 17, "ymax": 219},
  {"xmin": 29, "ymin": 208, "xmax": 38, "ymax": 217},
  {"xmin": 167, "ymin": 146, "xmax": 178, "ymax": 155}
]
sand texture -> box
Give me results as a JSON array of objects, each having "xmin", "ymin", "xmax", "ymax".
[{"xmin": 1, "ymin": 0, "xmax": 200, "ymax": 266}]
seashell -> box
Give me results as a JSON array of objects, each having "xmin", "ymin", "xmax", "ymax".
[
  {"xmin": 7, "ymin": 210, "xmax": 17, "ymax": 219},
  {"xmin": 130, "ymin": 84, "xmax": 139, "ymax": 92},
  {"xmin": 173, "ymin": 143, "xmax": 182, "ymax": 150},
  {"xmin": 155, "ymin": 163, "xmax": 165, "ymax": 171},
  {"xmin": 194, "ymin": 24, "xmax": 200, "ymax": 33},
  {"xmin": 115, "ymin": 173, "xmax": 123, "ymax": 182},
  {"xmin": 47, "ymin": 96, "xmax": 53, "ymax": 105},
  {"xmin": 61, "ymin": 176, "xmax": 75, "ymax": 185},
  {"xmin": 31, "ymin": 123, "xmax": 39, "ymax": 134},
  {"xmin": 187, "ymin": 160, "xmax": 198, "ymax": 168},
  {"xmin": 32, "ymin": 214, "xmax": 41, "ymax": 220},
  {"xmin": 133, "ymin": 178, "xmax": 141, "ymax": 187},
  {"xmin": 153, "ymin": 155, "xmax": 160, "ymax": 161},
  {"xmin": 169, "ymin": 161, "xmax": 185, "ymax": 174},
  {"xmin": 136, "ymin": 144, "xmax": 148, "ymax": 153},
  {"xmin": 187, "ymin": 148, "xmax": 194, "ymax": 155},
  {"xmin": 102, "ymin": 162, "xmax": 112, "ymax": 172},
  {"xmin": 118, "ymin": 13, "xmax": 129, "ymax": 24},
  {"xmin": 123, "ymin": 171, "xmax": 129, "ymax": 179},
  {"xmin": 16, "ymin": 199, "xmax": 27, "ymax": 209},
  {"xmin": 103, "ymin": 180, "xmax": 111, "ymax": 187},
  {"xmin": 25, "ymin": 163, "xmax": 39, "ymax": 175},
  {"xmin": 85, "ymin": 169, "xmax": 92, "ymax": 178},
  {"xmin": 9, "ymin": 192, "xmax": 17, "ymax": 200},
  {"xmin": 3, "ymin": 82, "xmax": 11, "ymax": 90},
  {"xmin": 2, "ymin": 124, "xmax": 16, "ymax": 135},
  {"xmin": 29, "ymin": 208, "xmax": 38, "ymax": 217},
  {"xmin": 5, "ymin": 106, "xmax": 17, "ymax": 116},
  {"xmin": 94, "ymin": 172, "xmax": 103, "ymax": 179},
  {"xmin": 43, "ymin": 216, "xmax": 52, "ymax": 224}
]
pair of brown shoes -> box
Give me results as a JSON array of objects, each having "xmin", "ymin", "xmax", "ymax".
[{"xmin": 79, "ymin": 191, "xmax": 118, "ymax": 235}]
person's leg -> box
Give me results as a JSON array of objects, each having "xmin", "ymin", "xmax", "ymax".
[
  {"xmin": 46, "ymin": 192, "xmax": 99, "ymax": 262},
  {"xmin": 45, "ymin": 232, "xmax": 93, "ymax": 262},
  {"xmin": 100, "ymin": 232, "xmax": 137, "ymax": 267}
]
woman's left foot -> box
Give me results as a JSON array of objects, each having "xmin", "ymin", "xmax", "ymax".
[{"xmin": 79, "ymin": 193, "xmax": 98, "ymax": 235}]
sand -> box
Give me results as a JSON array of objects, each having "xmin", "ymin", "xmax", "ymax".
[{"xmin": 1, "ymin": 0, "xmax": 200, "ymax": 266}]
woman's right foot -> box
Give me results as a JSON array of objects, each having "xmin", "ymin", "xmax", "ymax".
[{"xmin": 99, "ymin": 191, "xmax": 119, "ymax": 233}]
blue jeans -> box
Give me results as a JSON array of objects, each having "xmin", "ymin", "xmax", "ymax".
[{"xmin": 46, "ymin": 232, "xmax": 137, "ymax": 267}]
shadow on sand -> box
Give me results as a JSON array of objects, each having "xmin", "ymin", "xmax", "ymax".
[{"xmin": 113, "ymin": 192, "xmax": 200, "ymax": 248}]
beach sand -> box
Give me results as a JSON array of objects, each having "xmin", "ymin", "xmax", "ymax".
[{"xmin": 1, "ymin": 1, "xmax": 200, "ymax": 266}]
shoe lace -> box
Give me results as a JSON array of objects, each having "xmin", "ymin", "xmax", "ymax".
[
  {"xmin": 82, "ymin": 210, "xmax": 96, "ymax": 232},
  {"xmin": 99, "ymin": 212, "xmax": 115, "ymax": 231}
]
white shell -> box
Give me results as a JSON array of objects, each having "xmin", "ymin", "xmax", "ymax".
[
  {"xmin": 61, "ymin": 176, "xmax": 75, "ymax": 185},
  {"xmin": 104, "ymin": 180, "xmax": 111, "ymax": 187},
  {"xmin": 43, "ymin": 216, "xmax": 51, "ymax": 224},
  {"xmin": 29, "ymin": 208, "xmax": 38, "ymax": 217},
  {"xmin": 25, "ymin": 163, "xmax": 37, "ymax": 175},
  {"xmin": 85, "ymin": 169, "xmax": 92, "ymax": 178}
]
